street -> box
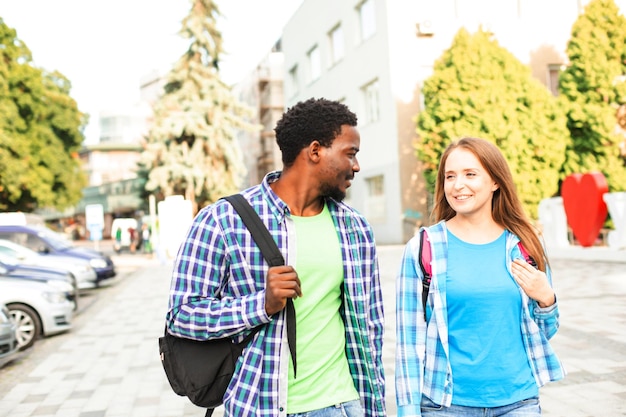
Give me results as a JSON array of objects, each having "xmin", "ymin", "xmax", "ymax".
[{"xmin": 0, "ymin": 243, "xmax": 625, "ymax": 417}]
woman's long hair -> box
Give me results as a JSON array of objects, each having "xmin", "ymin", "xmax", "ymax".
[{"xmin": 432, "ymin": 137, "xmax": 547, "ymax": 271}]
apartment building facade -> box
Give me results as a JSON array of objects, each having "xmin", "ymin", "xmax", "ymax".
[
  {"xmin": 234, "ymin": 42, "xmax": 286, "ymax": 188},
  {"xmin": 280, "ymin": 0, "xmax": 613, "ymax": 244}
]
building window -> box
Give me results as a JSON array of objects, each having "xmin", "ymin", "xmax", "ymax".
[
  {"xmin": 547, "ymin": 64, "xmax": 562, "ymax": 97},
  {"xmin": 329, "ymin": 24, "xmax": 345, "ymax": 65},
  {"xmin": 308, "ymin": 45, "xmax": 321, "ymax": 82},
  {"xmin": 289, "ymin": 64, "xmax": 299, "ymax": 95},
  {"xmin": 368, "ymin": 175, "xmax": 384, "ymax": 196},
  {"xmin": 357, "ymin": 0, "xmax": 376, "ymax": 41},
  {"xmin": 362, "ymin": 79, "xmax": 380, "ymax": 123},
  {"xmin": 365, "ymin": 175, "xmax": 385, "ymax": 222}
]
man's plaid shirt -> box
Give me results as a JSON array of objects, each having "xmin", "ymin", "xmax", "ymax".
[
  {"xmin": 395, "ymin": 221, "xmax": 565, "ymax": 416},
  {"xmin": 166, "ymin": 171, "xmax": 386, "ymax": 417}
]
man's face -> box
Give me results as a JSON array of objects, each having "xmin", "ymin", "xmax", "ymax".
[{"xmin": 318, "ymin": 125, "xmax": 361, "ymax": 201}]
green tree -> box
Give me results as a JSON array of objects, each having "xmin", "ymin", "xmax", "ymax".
[
  {"xmin": 0, "ymin": 19, "xmax": 86, "ymax": 212},
  {"xmin": 140, "ymin": 0, "xmax": 256, "ymax": 213},
  {"xmin": 416, "ymin": 28, "xmax": 568, "ymax": 219},
  {"xmin": 559, "ymin": 0, "xmax": 626, "ymax": 190}
]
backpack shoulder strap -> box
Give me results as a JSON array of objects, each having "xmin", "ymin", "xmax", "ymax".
[
  {"xmin": 418, "ymin": 235, "xmax": 536, "ymax": 322},
  {"xmin": 517, "ymin": 242, "xmax": 537, "ymax": 268},
  {"xmin": 418, "ymin": 229, "xmax": 432, "ymax": 321},
  {"xmin": 223, "ymin": 193, "xmax": 296, "ymax": 377},
  {"xmin": 223, "ymin": 194, "xmax": 284, "ymax": 267}
]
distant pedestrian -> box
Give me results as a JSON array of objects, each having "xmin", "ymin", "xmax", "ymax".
[
  {"xmin": 141, "ymin": 224, "xmax": 151, "ymax": 254},
  {"xmin": 395, "ymin": 137, "xmax": 565, "ymax": 416},
  {"xmin": 114, "ymin": 227, "xmax": 123, "ymax": 252},
  {"xmin": 128, "ymin": 227, "xmax": 136, "ymax": 253}
]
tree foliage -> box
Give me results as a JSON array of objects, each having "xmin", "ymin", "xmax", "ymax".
[
  {"xmin": 558, "ymin": 0, "xmax": 626, "ymax": 190},
  {"xmin": 416, "ymin": 28, "xmax": 568, "ymax": 219},
  {"xmin": 0, "ymin": 19, "xmax": 86, "ymax": 212},
  {"xmin": 140, "ymin": 0, "xmax": 256, "ymax": 213}
]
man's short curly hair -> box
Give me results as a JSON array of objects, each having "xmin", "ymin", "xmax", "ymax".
[{"xmin": 274, "ymin": 98, "xmax": 358, "ymax": 168}]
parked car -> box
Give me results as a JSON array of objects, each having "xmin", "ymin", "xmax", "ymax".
[
  {"xmin": 0, "ymin": 239, "xmax": 97, "ymax": 290},
  {"xmin": 0, "ymin": 277, "xmax": 74, "ymax": 350},
  {"xmin": 0, "ymin": 303, "xmax": 19, "ymax": 367},
  {"xmin": 0, "ymin": 224, "xmax": 116, "ymax": 285},
  {"xmin": 0, "ymin": 253, "xmax": 78, "ymax": 311}
]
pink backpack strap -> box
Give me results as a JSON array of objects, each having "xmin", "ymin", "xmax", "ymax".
[
  {"xmin": 419, "ymin": 234, "xmax": 536, "ymax": 321},
  {"xmin": 518, "ymin": 242, "xmax": 537, "ymax": 268},
  {"xmin": 418, "ymin": 229, "xmax": 432, "ymax": 280},
  {"xmin": 418, "ymin": 229, "xmax": 432, "ymax": 320}
]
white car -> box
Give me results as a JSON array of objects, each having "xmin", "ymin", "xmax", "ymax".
[
  {"xmin": 0, "ymin": 277, "xmax": 74, "ymax": 350},
  {"xmin": 0, "ymin": 239, "xmax": 97, "ymax": 290},
  {"xmin": 0, "ymin": 303, "xmax": 19, "ymax": 368}
]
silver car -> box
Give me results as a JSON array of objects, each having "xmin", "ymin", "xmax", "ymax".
[
  {"xmin": 0, "ymin": 277, "xmax": 74, "ymax": 350},
  {"xmin": 0, "ymin": 303, "xmax": 19, "ymax": 367},
  {"xmin": 0, "ymin": 239, "xmax": 97, "ymax": 290}
]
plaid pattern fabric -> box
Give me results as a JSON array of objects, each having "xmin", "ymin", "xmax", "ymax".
[
  {"xmin": 395, "ymin": 221, "xmax": 565, "ymax": 416},
  {"xmin": 167, "ymin": 171, "xmax": 386, "ymax": 417}
]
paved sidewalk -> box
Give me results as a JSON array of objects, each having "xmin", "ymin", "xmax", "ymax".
[
  {"xmin": 0, "ymin": 245, "xmax": 624, "ymax": 416},
  {"xmin": 0, "ymin": 256, "xmax": 205, "ymax": 417}
]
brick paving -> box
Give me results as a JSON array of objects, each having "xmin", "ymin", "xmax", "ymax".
[{"xmin": 0, "ymin": 244, "xmax": 624, "ymax": 417}]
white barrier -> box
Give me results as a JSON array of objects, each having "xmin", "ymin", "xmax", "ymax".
[
  {"xmin": 538, "ymin": 197, "xmax": 570, "ymax": 248},
  {"xmin": 539, "ymin": 193, "xmax": 626, "ymax": 251},
  {"xmin": 158, "ymin": 195, "xmax": 194, "ymax": 259},
  {"xmin": 603, "ymin": 192, "xmax": 626, "ymax": 250}
]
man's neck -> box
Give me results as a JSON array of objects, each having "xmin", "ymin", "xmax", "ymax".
[{"xmin": 269, "ymin": 172, "xmax": 324, "ymax": 216}]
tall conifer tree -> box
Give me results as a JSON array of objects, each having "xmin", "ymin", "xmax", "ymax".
[{"xmin": 141, "ymin": 0, "xmax": 255, "ymax": 212}]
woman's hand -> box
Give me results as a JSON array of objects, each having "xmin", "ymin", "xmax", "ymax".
[{"xmin": 511, "ymin": 258, "xmax": 555, "ymax": 307}]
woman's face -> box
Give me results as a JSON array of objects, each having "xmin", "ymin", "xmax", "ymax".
[{"xmin": 443, "ymin": 148, "xmax": 499, "ymax": 220}]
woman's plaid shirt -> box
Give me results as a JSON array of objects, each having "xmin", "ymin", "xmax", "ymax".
[
  {"xmin": 166, "ymin": 172, "xmax": 386, "ymax": 417},
  {"xmin": 395, "ymin": 221, "xmax": 565, "ymax": 416}
]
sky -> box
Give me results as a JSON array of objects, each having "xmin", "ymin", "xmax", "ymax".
[{"xmin": 0, "ymin": 0, "xmax": 303, "ymax": 143}]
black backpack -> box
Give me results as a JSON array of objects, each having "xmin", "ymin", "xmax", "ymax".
[{"xmin": 159, "ymin": 194, "xmax": 296, "ymax": 416}]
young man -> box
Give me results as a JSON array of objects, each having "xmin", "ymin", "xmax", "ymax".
[{"xmin": 166, "ymin": 98, "xmax": 386, "ymax": 417}]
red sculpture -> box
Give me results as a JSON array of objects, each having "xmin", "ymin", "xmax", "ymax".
[{"xmin": 561, "ymin": 172, "xmax": 608, "ymax": 247}]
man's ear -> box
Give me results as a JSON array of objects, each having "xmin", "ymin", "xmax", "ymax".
[{"xmin": 308, "ymin": 140, "xmax": 322, "ymax": 163}]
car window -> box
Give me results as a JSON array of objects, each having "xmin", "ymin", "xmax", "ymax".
[
  {"xmin": 0, "ymin": 252, "xmax": 18, "ymax": 266},
  {"xmin": 0, "ymin": 246, "xmax": 20, "ymax": 258},
  {"xmin": 0, "ymin": 245, "xmax": 21, "ymax": 263},
  {"xmin": 24, "ymin": 234, "xmax": 51, "ymax": 253},
  {"xmin": 34, "ymin": 228, "xmax": 73, "ymax": 251},
  {"xmin": 0, "ymin": 232, "xmax": 22, "ymax": 246},
  {"xmin": 0, "ymin": 241, "xmax": 38, "ymax": 258},
  {"xmin": 0, "ymin": 228, "xmax": 73, "ymax": 253}
]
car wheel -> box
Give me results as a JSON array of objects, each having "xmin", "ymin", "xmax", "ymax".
[{"xmin": 7, "ymin": 304, "xmax": 41, "ymax": 350}]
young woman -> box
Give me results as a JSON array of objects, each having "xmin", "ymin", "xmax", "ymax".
[{"xmin": 395, "ymin": 137, "xmax": 565, "ymax": 416}]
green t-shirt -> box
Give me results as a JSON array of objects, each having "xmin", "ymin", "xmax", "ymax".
[{"xmin": 287, "ymin": 203, "xmax": 359, "ymax": 413}]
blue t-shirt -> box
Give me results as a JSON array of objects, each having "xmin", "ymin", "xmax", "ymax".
[{"xmin": 446, "ymin": 230, "xmax": 538, "ymax": 407}]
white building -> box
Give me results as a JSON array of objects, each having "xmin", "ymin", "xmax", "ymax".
[
  {"xmin": 234, "ymin": 41, "xmax": 286, "ymax": 189},
  {"xmin": 280, "ymin": 0, "xmax": 625, "ymax": 244}
]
